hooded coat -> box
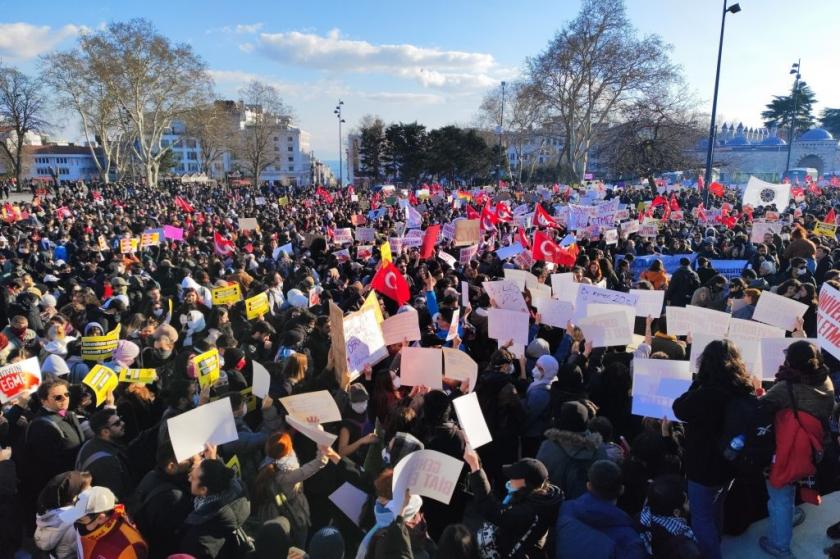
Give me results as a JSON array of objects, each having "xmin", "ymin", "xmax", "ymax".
[
  {"xmin": 536, "ymin": 429, "xmax": 607, "ymax": 500},
  {"xmin": 179, "ymin": 478, "xmax": 251, "ymax": 559}
]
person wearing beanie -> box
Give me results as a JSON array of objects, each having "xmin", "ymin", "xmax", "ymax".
[
  {"xmin": 464, "ymin": 448, "xmax": 563, "ymax": 559},
  {"xmin": 523, "ymin": 355, "xmax": 559, "ymax": 458},
  {"xmin": 524, "ymin": 337, "xmax": 550, "ymax": 372},
  {"xmin": 108, "ymin": 339, "xmax": 141, "ymax": 370},
  {"xmin": 251, "ymin": 517, "xmax": 292, "ymax": 559},
  {"xmin": 308, "ymin": 526, "xmax": 345, "ymax": 559},
  {"xmin": 536, "ymin": 401, "xmax": 606, "ymax": 500},
  {"xmin": 338, "ymin": 384, "xmax": 376, "ymax": 463},
  {"xmin": 555, "ymin": 460, "xmax": 647, "ymax": 559},
  {"xmin": 251, "ymin": 431, "xmax": 340, "ymax": 547}
]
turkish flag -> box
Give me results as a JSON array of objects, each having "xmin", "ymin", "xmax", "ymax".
[
  {"xmin": 214, "ymin": 231, "xmax": 236, "ymax": 257},
  {"xmin": 518, "ymin": 227, "xmax": 530, "ymax": 249},
  {"xmin": 709, "ymin": 182, "xmax": 725, "ymax": 197},
  {"xmin": 495, "ymin": 202, "xmax": 513, "ymax": 222},
  {"xmin": 480, "ymin": 203, "xmax": 497, "ymax": 231},
  {"xmin": 669, "ymin": 195, "xmax": 680, "ymax": 211},
  {"xmin": 534, "ymin": 204, "xmax": 559, "ymax": 228},
  {"xmin": 466, "ymin": 204, "xmax": 480, "ymax": 220},
  {"xmin": 825, "ymin": 208, "xmax": 836, "ymax": 224},
  {"xmin": 371, "ymin": 261, "xmax": 411, "ymax": 305},
  {"xmin": 651, "ymin": 195, "xmax": 667, "ymax": 208},
  {"xmin": 174, "ymin": 196, "xmax": 195, "ymax": 213},
  {"xmin": 421, "ymin": 224, "xmax": 440, "ymax": 259},
  {"xmin": 532, "ymin": 230, "xmax": 559, "ymax": 262}
]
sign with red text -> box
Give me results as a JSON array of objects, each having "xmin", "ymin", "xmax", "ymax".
[{"xmin": 392, "ymin": 449, "xmax": 463, "ymax": 505}]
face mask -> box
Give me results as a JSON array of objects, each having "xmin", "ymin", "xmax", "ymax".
[
  {"xmin": 392, "ymin": 375, "xmax": 401, "ymax": 389},
  {"xmin": 781, "ymin": 234, "xmax": 791, "ymax": 241},
  {"xmin": 797, "ymin": 268, "xmax": 807, "ymax": 276},
  {"xmin": 532, "ymin": 368, "xmax": 543, "ymax": 381},
  {"xmin": 505, "ymin": 364, "xmax": 515, "ymax": 375},
  {"xmin": 381, "ymin": 448, "xmax": 391, "ymax": 465},
  {"xmin": 153, "ymin": 308, "xmax": 164, "ymax": 317},
  {"xmin": 505, "ymin": 480, "xmax": 519, "ymax": 494},
  {"xmin": 351, "ymin": 402, "xmax": 368, "ymax": 414},
  {"xmin": 157, "ymin": 348, "xmax": 172, "ymax": 360}
]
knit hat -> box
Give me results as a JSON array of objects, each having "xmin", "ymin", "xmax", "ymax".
[
  {"xmin": 41, "ymin": 354, "xmax": 70, "ymax": 376},
  {"xmin": 502, "ymin": 458, "xmax": 549, "ymax": 488},
  {"xmin": 286, "ymin": 289, "xmax": 308, "ymax": 308},
  {"xmin": 112, "ymin": 340, "xmax": 140, "ymax": 367},
  {"xmin": 84, "ymin": 322, "xmax": 104, "ymax": 335},
  {"xmin": 254, "ymin": 517, "xmax": 291, "ymax": 559},
  {"xmin": 386, "ymin": 494, "xmax": 423, "ymax": 521},
  {"xmin": 525, "ymin": 338, "xmax": 550, "ymax": 359},
  {"xmin": 557, "ymin": 401, "xmax": 590, "ymax": 433},
  {"xmin": 389, "ymin": 432, "xmax": 425, "ymax": 466},
  {"xmin": 307, "ymin": 527, "xmax": 345, "ymax": 559},
  {"xmin": 39, "ymin": 293, "xmax": 57, "ymax": 308},
  {"xmin": 348, "ymin": 383, "xmax": 369, "ymax": 403}
]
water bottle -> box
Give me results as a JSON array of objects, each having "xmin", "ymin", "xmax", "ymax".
[{"xmin": 723, "ymin": 434, "xmax": 745, "ymax": 461}]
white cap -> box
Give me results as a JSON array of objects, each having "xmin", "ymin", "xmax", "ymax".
[
  {"xmin": 59, "ymin": 487, "xmax": 117, "ymax": 524},
  {"xmin": 386, "ymin": 494, "xmax": 423, "ymax": 520}
]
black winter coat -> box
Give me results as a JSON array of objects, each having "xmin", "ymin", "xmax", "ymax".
[{"xmin": 180, "ymin": 478, "xmax": 251, "ymax": 559}]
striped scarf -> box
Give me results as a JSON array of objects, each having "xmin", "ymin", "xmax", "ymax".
[{"xmin": 639, "ymin": 504, "xmax": 697, "ymax": 555}]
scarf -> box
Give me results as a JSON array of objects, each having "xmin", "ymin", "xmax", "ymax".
[
  {"xmin": 639, "ymin": 504, "xmax": 696, "ymax": 555},
  {"xmin": 193, "ymin": 493, "xmax": 222, "ymax": 511}
]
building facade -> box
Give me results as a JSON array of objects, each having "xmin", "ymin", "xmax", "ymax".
[{"xmin": 28, "ymin": 144, "xmax": 103, "ymax": 182}]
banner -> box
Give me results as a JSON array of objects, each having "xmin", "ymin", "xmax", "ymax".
[
  {"xmin": 814, "ymin": 221, "xmax": 837, "ymax": 238},
  {"xmin": 82, "ymin": 364, "xmax": 119, "ymax": 406},
  {"xmin": 211, "ymin": 284, "xmax": 242, "ymax": 306},
  {"xmin": 0, "ymin": 357, "xmax": 41, "ymax": 403},
  {"xmin": 742, "ymin": 176, "xmax": 792, "ymax": 208},
  {"xmin": 708, "ymin": 259, "xmax": 748, "ymax": 280},
  {"xmin": 81, "ymin": 324, "xmax": 121, "ymax": 362},
  {"xmin": 819, "ymin": 283, "xmax": 840, "ymax": 360},
  {"xmin": 245, "ymin": 292, "xmax": 269, "ymax": 320},
  {"xmin": 615, "ymin": 254, "xmax": 696, "ymax": 281},
  {"xmin": 193, "ymin": 348, "xmax": 221, "ymax": 390}
]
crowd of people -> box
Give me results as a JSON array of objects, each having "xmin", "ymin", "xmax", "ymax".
[{"xmin": 0, "ymin": 176, "xmax": 838, "ymax": 559}]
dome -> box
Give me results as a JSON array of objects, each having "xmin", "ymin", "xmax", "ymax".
[
  {"xmin": 798, "ymin": 128, "xmax": 834, "ymax": 141},
  {"xmin": 760, "ymin": 136, "xmax": 787, "ymax": 146},
  {"xmin": 726, "ymin": 134, "xmax": 752, "ymax": 146}
]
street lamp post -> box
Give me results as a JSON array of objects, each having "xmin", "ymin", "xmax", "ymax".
[
  {"xmin": 703, "ymin": 0, "xmax": 741, "ymax": 206},
  {"xmin": 497, "ymin": 81, "xmax": 506, "ymax": 184},
  {"xmin": 785, "ymin": 60, "xmax": 803, "ymax": 176},
  {"xmin": 334, "ymin": 100, "xmax": 345, "ymax": 186}
]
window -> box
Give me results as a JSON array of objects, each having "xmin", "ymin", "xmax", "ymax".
[
  {"xmin": 274, "ymin": 136, "xmax": 279, "ymax": 141},
  {"xmin": 185, "ymin": 139, "xmax": 197, "ymax": 148},
  {"xmin": 287, "ymin": 147, "xmax": 293, "ymax": 152},
  {"xmin": 274, "ymin": 146, "xmax": 279, "ymax": 151},
  {"xmin": 187, "ymin": 152, "xmax": 197, "ymax": 161},
  {"xmin": 161, "ymin": 140, "xmax": 170, "ymax": 147},
  {"xmin": 288, "ymin": 156, "xmax": 294, "ymax": 162},
  {"xmin": 288, "ymin": 136, "xmax": 293, "ymax": 142},
  {"xmin": 288, "ymin": 165, "xmax": 294, "ymax": 171},
  {"xmin": 59, "ymin": 167, "xmax": 69, "ymax": 175}
]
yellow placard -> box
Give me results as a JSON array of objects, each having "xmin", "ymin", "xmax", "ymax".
[
  {"xmin": 240, "ymin": 387, "xmax": 257, "ymax": 413},
  {"xmin": 225, "ymin": 455, "xmax": 242, "ymax": 478},
  {"xmin": 380, "ymin": 241, "xmax": 392, "ymax": 264},
  {"xmin": 245, "ymin": 292, "xmax": 269, "ymax": 320},
  {"xmin": 193, "ymin": 348, "xmax": 221, "ymax": 390},
  {"xmin": 814, "ymin": 221, "xmax": 837, "ymax": 238},
  {"xmin": 81, "ymin": 324, "xmax": 121, "ymax": 362},
  {"xmin": 278, "ymin": 196, "xmax": 289, "ymax": 206},
  {"xmin": 119, "ymin": 368, "xmax": 157, "ymax": 384},
  {"xmin": 361, "ymin": 290, "xmax": 384, "ymax": 324},
  {"xmin": 82, "ymin": 364, "xmax": 118, "ymax": 406},
  {"xmin": 212, "ymin": 284, "xmax": 243, "ymax": 306},
  {"xmin": 98, "ymin": 236, "xmax": 109, "ymax": 251},
  {"xmin": 140, "ymin": 231, "xmax": 160, "ymax": 248},
  {"xmin": 120, "ymin": 238, "xmax": 139, "ymax": 254}
]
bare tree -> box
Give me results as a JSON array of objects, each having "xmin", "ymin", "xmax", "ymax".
[
  {"xmin": 40, "ymin": 50, "xmax": 125, "ymax": 183},
  {"xmin": 184, "ymin": 101, "xmax": 238, "ymax": 177},
  {"xmin": 527, "ymin": 0, "xmax": 677, "ymax": 182},
  {"xmin": 598, "ymin": 85, "xmax": 705, "ymax": 186},
  {"xmin": 236, "ymin": 80, "xmax": 293, "ymax": 187},
  {"xmin": 76, "ymin": 19, "xmax": 213, "ymax": 187},
  {"xmin": 0, "ymin": 65, "xmax": 48, "ymax": 185}
]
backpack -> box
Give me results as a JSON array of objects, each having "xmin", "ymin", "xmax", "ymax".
[{"xmin": 718, "ymin": 394, "xmax": 776, "ymax": 474}]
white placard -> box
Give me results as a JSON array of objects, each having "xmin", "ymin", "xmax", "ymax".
[
  {"xmin": 818, "ymin": 283, "xmax": 840, "ymax": 360},
  {"xmin": 461, "ymin": 281, "xmax": 470, "ymax": 307},
  {"xmin": 354, "ymin": 227, "xmax": 376, "ymax": 243},
  {"xmin": 279, "ymin": 390, "xmax": 342, "ymax": 423},
  {"xmin": 400, "ymin": 347, "xmax": 443, "ymax": 389},
  {"xmin": 726, "ymin": 318, "xmax": 786, "ymax": 340},
  {"xmin": 447, "ymin": 309, "xmax": 460, "ymax": 341},
  {"xmin": 392, "ymin": 449, "xmax": 463, "ymax": 505},
  {"xmin": 503, "ymin": 269, "xmax": 534, "ymax": 291},
  {"xmin": 482, "ymin": 280, "xmax": 528, "ymax": 312},
  {"xmin": 752, "ymin": 290, "xmax": 808, "ymax": 331},
  {"xmin": 630, "ymin": 289, "xmax": 665, "ymax": 318},
  {"xmin": 167, "ymin": 398, "xmax": 238, "ymax": 463},
  {"xmin": 534, "ymin": 299, "xmax": 574, "ymax": 328},
  {"xmin": 578, "ymin": 310, "xmax": 633, "ymax": 347},
  {"xmin": 329, "ymin": 482, "xmax": 369, "ymax": 527},
  {"xmin": 344, "ymin": 309, "xmax": 388, "ymax": 377},
  {"xmin": 381, "ymin": 311, "xmax": 422, "ymax": 346},
  {"xmin": 488, "ymin": 308, "xmax": 530, "ymax": 346},
  {"xmin": 251, "ymin": 361, "xmax": 271, "ymax": 399},
  {"xmin": 442, "ymin": 348, "xmax": 478, "ymax": 393},
  {"xmin": 631, "ymin": 358, "xmax": 692, "ymax": 422},
  {"xmin": 574, "ymin": 284, "xmax": 638, "ymax": 320},
  {"xmin": 333, "ymin": 228, "xmax": 353, "ymax": 245},
  {"xmin": 550, "ymin": 273, "xmax": 574, "ymax": 298},
  {"xmin": 684, "ymin": 305, "xmax": 732, "ymax": 335},
  {"xmin": 452, "ymin": 392, "xmax": 492, "ymax": 449},
  {"xmin": 286, "ymin": 415, "xmax": 338, "ymax": 447},
  {"xmin": 496, "ymin": 243, "xmax": 525, "ymax": 260},
  {"xmin": 761, "ymin": 337, "xmax": 819, "ymax": 380},
  {"xmin": 665, "ymin": 306, "xmax": 691, "ymax": 336}
]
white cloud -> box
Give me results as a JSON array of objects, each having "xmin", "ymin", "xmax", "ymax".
[
  {"xmin": 363, "ymin": 92, "xmax": 445, "ymax": 104},
  {"xmin": 256, "ymin": 28, "xmax": 501, "ymax": 89},
  {"xmin": 234, "ymin": 23, "xmax": 263, "ymax": 34},
  {"xmin": 0, "ymin": 23, "xmax": 81, "ymax": 59},
  {"xmin": 208, "ymin": 69, "xmax": 348, "ymax": 100}
]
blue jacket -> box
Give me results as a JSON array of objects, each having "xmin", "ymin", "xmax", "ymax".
[{"xmin": 555, "ymin": 492, "xmax": 647, "ymax": 559}]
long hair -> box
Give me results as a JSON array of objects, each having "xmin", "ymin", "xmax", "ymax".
[
  {"xmin": 252, "ymin": 431, "xmax": 293, "ymax": 507},
  {"xmin": 695, "ymin": 340, "xmax": 753, "ymax": 393},
  {"xmin": 778, "ymin": 340, "xmax": 829, "ymax": 385}
]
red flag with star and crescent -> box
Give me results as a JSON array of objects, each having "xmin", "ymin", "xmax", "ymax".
[
  {"xmin": 480, "ymin": 203, "xmax": 498, "ymax": 231},
  {"xmin": 371, "ymin": 261, "xmax": 411, "ymax": 305},
  {"xmin": 495, "ymin": 202, "xmax": 513, "ymax": 222},
  {"xmin": 532, "ymin": 230, "xmax": 576, "ymax": 267},
  {"xmin": 533, "ymin": 204, "xmax": 559, "ymax": 228}
]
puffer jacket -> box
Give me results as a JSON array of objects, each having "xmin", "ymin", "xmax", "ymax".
[
  {"xmin": 536, "ymin": 429, "xmax": 606, "ymax": 500},
  {"xmin": 34, "ymin": 508, "xmax": 78, "ymax": 559},
  {"xmin": 180, "ymin": 478, "xmax": 251, "ymax": 559}
]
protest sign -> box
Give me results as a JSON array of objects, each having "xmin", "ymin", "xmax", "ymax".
[
  {"xmin": 503, "ymin": 269, "xmax": 534, "ymax": 291},
  {"xmin": 225, "ymin": 455, "xmax": 241, "ymax": 479},
  {"xmin": 0, "ymin": 357, "xmax": 40, "ymax": 403},
  {"xmin": 446, "ymin": 309, "xmax": 460, "ymax": 341},
  {"xmin": 665, "ymin": 306, "xmax": 691, "ymax": 336},
  {"xmin": 245, "ymin": 292, "xmax": 269, "ymax": 320},
  {"xmin": 683, "ymin": 305, "xmax": 732, "ymax": 335},
  {"xmin": 167, "ymin": 397, "xmax": 238, "ymax": 463},
  {"xmin": 488, "ymin": 309, "xmax": 530, "ymax": 346},
  {"xmin": 818, "ymin": 283, "xmax": 840, "ymax": 360},
  {"xmin": 251, "ymin": 361, "xmax": 271, "ymax": 399},
  {"xmin": 533, "ymin": 299, "xmax": 574, "ymax": 328},
  {"xmin": 638, "ymin": 223, "xmax": 659, "ymax": 238},
  {"xmin": 333, "ymin": 228, "xmax": 353, "ymax": 245},
  {"xmin": 603, "ymin": 228, "xmax": 618, "ymax": 245},
  {"xmin": 750, "ymin": 220, "xmax": 782, "ymax": 243},
  {"xmin": 438, "ymin": 250, "xmax": 456, "ymax": 267},
  {"xmin": 343, "ymin": 309, "xmax": 388, "ymax": 377},
  {"xmin": 461, "ymin": 281, "xmax": 470, "ymax": 307},
  {"xmin": 630, "ymin": 289, "xmax": 665, "ymax": 318},
  {"xmin": 496, "ymin": 243, "xmax": 525, "ymax": 261},
  {"xmin": 814, "ymin": 221, "xmax": 837, "ymax": 238},
  {"xmin": 400, "ymin": 347, "xmax": 443, "ymax": 390},
  {"xmin": 453, "ymin": 392, "xmax": 492, "ymax": 449},
  {"xmin": 82, "ymin": 364, "xmax": 119, "ymax": 406},
  {"xmin": 392, "ymin": 449, "xmax": 463, "ymax": 505},
  {"xmin": 482, "ymin": 280, "xmax": 529, "ymax": 312},
  {"xmin": 631, "ymin": 358, "xmax": 692, "ymax": 421},
  {"xmin": 441, "ymin": 222, "xmax": 455, "ymax": 241},
  {"xmin": 688, "ymin": 332, "xmax": 716, "ymax": 373},
  {"xmin": 752, "ymin": 290, "xmax": 807, "ymax": 331},
  {"xmin": 354, "ymin": 227, "xmax": 376, "ymax": 243},
  {"xmin": 616, "ymin": 254, "xmax": 696, "ymax": 282},
  {"xmin": 332, "ymin": 249, "xmax": 351, "ymax": 263},
  {"xmin": 238, "ymin": 218, "xmax": 259, "ymax": 232},
  {"xmin": 761, "ymin": 337, "xmax": 820, "ymax": 380},
  {"xmin": 163, "ymin": 225, "xmax": 184, "ymax": 241},
  {"xmin": 361, "ymin": 291, "xmax": 385, "ymax": 324},
  {"xmin": 708, "ymin": 260, "xmax": 747, "ymax": 280},
  {"xmin": 193, "ymin": 348, "xmax": 221, "ymax": 390},
  {"xmin": 727, "ymin": 334, "xmax": 762, "ymax": 377},
  {"xmin": 620, "ymin": 220, "xmax": 640, "ymax": 237},
  {"xmin": 81, "ymin": 324, "xmax": 121, "ymax": 362},
  {"xmin": 120, "ymin": 237, "xmax": 139, "ymax": 254},
  {"xmin": 118, "ymin": 368, "xmax": 157, "ymax": 384},
  {"xmin": 140, "ymin": 230, "xmax": 161, "ymax": 248},
  {"xmin": 329, "ymin": 482, "xmax": 369, "ymax": 527},
  {"xmin": 381, "ymin": 311, "xmax": 422, "ymax": 346},
  {"xmin": 453, "ymin": 219, "xmax": 480, "ymax": 246},
  {"xmin": 442, "ymin": 348, "xmax": 477, "ymax": 392},
  {"xmin": 389, "ymin": 237, "xmax": 404, "ymax": 257},
  {"xmin": 211, "ymin": 284, "xmax": 242, "ymax": 306},
  {"xmin": 308, "ymin": 287, "xmax": 321, "ymax": 307},
  {"xmin": 328, "ymin": 302, "xmax": 349, "ymax": 386},
  {"xmin": 574, "ymin": 284, "xmax": 637, "ymax": 319},
  {"xmin": 280, "ymin": 390, "xmax": 342, "ymax": 424},
  {"xmin": 286, "ymin": 415, "xmax": 338, "ymax": 447},
  {"xmin": 578, "ymin": 309, "xmax": 633, "ymax": 347},
  {"xmin": 459, "ymin": 244, "xmax": 478, "ymax": 265},
  {"xmin": 550, "ymin": 273, "xmax": 574, "ymax": 297},
  {"xmin": 98, "ymin": 236, "xmax": 109, "ymax": 251},
  {"xmin": 726, "ymin": 318, "xmax": 785, "ymax": 340}
]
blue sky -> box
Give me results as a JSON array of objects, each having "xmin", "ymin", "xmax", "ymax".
[{"xmin": 1, "ymin": 0, "xmax": 838, "ymax": 160}]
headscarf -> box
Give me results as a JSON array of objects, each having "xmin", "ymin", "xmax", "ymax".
[
  {"xmin": 528, "ymin": 354, "xmax": 559, "ymax": 394},
  {"xmin": 111, "ymin": 340, "xmax": 140, "ymax": 368}
]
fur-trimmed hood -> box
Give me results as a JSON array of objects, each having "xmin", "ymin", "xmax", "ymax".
[{"xmin": 542, "ymin": 428, "xmax": 603, "ymax": 456}]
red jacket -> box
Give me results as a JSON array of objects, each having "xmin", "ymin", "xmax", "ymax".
[{"xmin": 769, "ymin": 408, "xmax": 823, "ymax": 488}]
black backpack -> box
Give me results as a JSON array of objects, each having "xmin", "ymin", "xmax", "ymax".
[{"xmin": 718, "ymin": 394, "xmax": 776, "ymax": 474}]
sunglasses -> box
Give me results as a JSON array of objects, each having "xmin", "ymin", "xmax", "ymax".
[{"xmin": 51, "ymin": 393, "xmax": 69, "ymax": 401}]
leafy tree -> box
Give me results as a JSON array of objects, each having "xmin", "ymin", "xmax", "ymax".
[
  {"xmin": 761, "ymin": 84, "xmax": 816, "ymax": 139},
  {"xmin": 358, "ymin": 116, "xmax": 386, "ymax": 182},
  {"xmin": 383, "ymin": 122, "xmax": 427, "ymax": 183},
  {"xmin": 820, "ymin": 108, "xmax": 840, "ymax": 138},
  {"xmin": 426, "ymin": 126, "xmax": 493, "ymax": 184}
]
